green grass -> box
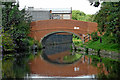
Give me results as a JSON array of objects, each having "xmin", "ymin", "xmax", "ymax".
[
  {"xmin": 72, "ymin": 38, "xmax": 81, "ymax": 41},
  {"xmin": 72, "ymin": 37, "xmax": 83, "ymax": 46},
  {"xmin": 63, "ymin": 53, "xmax": 82, "ymax": 63},
  {"xmin": 86, "ymin": 38, "xmax": 119, "ymax": 53}
]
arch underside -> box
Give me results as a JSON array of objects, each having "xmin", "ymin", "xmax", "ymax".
[
  {"xmin": 30, "ymin": 29, "xmax": 85, "ymax": 43},
  {"xmin": 40, "ymin": 31, "xmax": 83, "ymax": 43}
]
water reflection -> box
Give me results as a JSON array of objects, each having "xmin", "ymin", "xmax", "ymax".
[
  {"xmin": 29, "ymin": 51, "xmax": 98, "ymax": 77},
  {"xmin": 42, "ymin": 50, "xmax": 71, "ymax": 64},
  {"xmin": 2, "ymin": 52, "xmax": 32, "ymax": 78},
  {"xmin": 29, "ymin": 42, "xmax": 120, "ymax": 78},
  {"xmin": 2, "ymin": 50, "xmax": 120, "ymax": 79},
  {"xmin": 2, "ymin": 34, "xmax": 120, "ymax": 79},
  {"xmin": 42, "ymin": 43, "xmax": 73, "ymax": 64},
  {"xmin": 43, "ymin": 43, "xmax": 72, "ymax": 55}
]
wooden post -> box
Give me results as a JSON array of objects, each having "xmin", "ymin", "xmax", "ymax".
[
  {"xmin": 83, "ymin": 34, "xmax": 85, "ymax": 43},
  {"xmin": 85, "ymin": 47, "xmax": 88, "ymax": 55},
  {"xmin": 97, "ymin": 49, "xmax": 101, "ymax": 57},
  {"xmin": 100, "ymin": 37, "xmax": 102, "ymax": 43},
  {"xmin": 88, "ymin": 34, "xmax": 90, "ymax": 41}
]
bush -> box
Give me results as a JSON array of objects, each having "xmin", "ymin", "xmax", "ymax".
[
  {"xmin": 2, "ymin": 32, "xmax": 16, "ymax": 52},
  {"xmin": 33, "ymin": 40, "xmax": 42, "ymax": 49},
  {"xmin": 91, "ymin": 32, "xmax": 99, "ymax": 41}
]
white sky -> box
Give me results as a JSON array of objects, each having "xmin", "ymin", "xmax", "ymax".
[{"xmin": 18, "ymin": 0, "xmax": 101, "ymax": 14}]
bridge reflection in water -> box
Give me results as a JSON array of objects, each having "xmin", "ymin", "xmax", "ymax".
[
  {"xmin": 42, "ymin": 44, "xmax": 71, "ymax": 64},
  {"xmin": 29, "ymin": 42, "xmax": 99, "ymax": 77}
]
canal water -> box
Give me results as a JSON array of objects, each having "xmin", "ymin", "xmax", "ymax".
[
  {"xmin": 2, "ymin": 33, "xmax": 120, "ymax": 79},
  {"xmin": 2, "ymin": 43, "xmax": 120, "ymax": 79}
]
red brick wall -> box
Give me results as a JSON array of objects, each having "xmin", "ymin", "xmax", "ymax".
[{"xmin": 29, "ymin": 19, "xmax": 97, "ymax": 42}]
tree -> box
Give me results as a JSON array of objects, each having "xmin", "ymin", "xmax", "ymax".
[
  {"xmin": 72, "ymin": 10, "xmax": 93, "ymax": 22},
  {"xmin": 2, "ymin": 2, "xmax": 31, "ymax": 52},
  {"xmin": 72, "ymin": 10, "xmax": 85, "ymax": 20},
  {"xmin": 94, "ymin": 2, "xmax": 120, "ymax": 44},
  {"xmin": 88, "ymin": 0, "xmax": 100, "ymax": 7}
]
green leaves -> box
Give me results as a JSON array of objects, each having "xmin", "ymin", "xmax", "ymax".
[
  {"xmin": 94, "ymin": 2, "xmax": 120, "ymax": 44},
  {"xmin": 91, "ymin": 32, "xmax": 99, "ymax": 41},
  {"xmin": 2, "ymin": 31, "xmax": 16, "ymax": 51},
  {"xmin": 2, "ymin": 2, "xmax": 31, "ymax": 51},
  {"xmin": 72, "ymin": 10, "xmax": 93, "ymax": 22}
]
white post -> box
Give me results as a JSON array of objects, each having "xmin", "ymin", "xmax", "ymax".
[
  {"xmin": 83, "ymin": 34, "xmax": 85, "ymax": 43},
  {"xmin": 88, "ymin": 34, "xmax": 90, "ymax": 41}
]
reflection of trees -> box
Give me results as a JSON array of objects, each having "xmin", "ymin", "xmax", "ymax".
[
  {"xmin": 12, "ymin": 54, "xmax": 30, "ymax": 78},
  {"xmin": 2, "ymin": 58, "xmax": 15, "ymax": 78},
  {"xmin": 2, "ymin": 52, "xmax": 34, "ymax": 78},
  {"xmin": 90, "ymin": 55, "xmax": 120, "ymax": 79}
]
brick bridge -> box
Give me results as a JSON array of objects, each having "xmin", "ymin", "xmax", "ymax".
[{"xmin": 29, "ymin": 19, "xmax": 97, "ymax": 43}]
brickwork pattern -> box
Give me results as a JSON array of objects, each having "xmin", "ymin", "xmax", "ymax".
[{"xmin": 29, "ymin": 19, "xmax": 98, "ymax": 42}]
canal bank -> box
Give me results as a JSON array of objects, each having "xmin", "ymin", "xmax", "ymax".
[{"xmin": 74, "ymin": 46, "xmax": 119, "ymax": 60}]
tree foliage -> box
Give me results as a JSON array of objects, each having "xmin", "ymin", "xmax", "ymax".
[
  {"xmin": 2, "ymin": 2, "xmax": 31, "ymax": 52},
  {"xmin": 91, "ymin": 32, "xmax": 100, "ymax": 41},
  {"xmin": 2, "ymin": 31, "xmax": 15, "ymax": 51},
  {"xmin": 94, "ymin": 2, "xmax": 120, "ymax": 44},
  {"xmin": 88, "ymin": 0, "xmax": 100, "ymax": 7},
  {"xmin": 87, "ymin": 2, "xmax": 120, "ymax": 52},
  {"xmin": 72, "ymin": 10, "xmax": 93, "ymax": 22}
]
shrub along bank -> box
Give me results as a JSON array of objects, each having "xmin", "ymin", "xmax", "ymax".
[{"xmin": 2, "ymin": 2, "xmax": 42, "ymax": 54}]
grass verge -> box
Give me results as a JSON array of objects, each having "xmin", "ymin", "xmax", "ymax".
[{"xmin": 86, "ymin": 37, "xmax": 119, "ymax": 53}]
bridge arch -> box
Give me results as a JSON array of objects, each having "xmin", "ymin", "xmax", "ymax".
[
  {"xmin": 29, "ymin": 19, "xmax": 98, "ymax": 43},
  {"xmin": 40, "ymin": 31, "xmax": 84, "ymax": 47},
  {"xmin": 40, "ymin": 31, "xmax": 83, "ymax": 43}
]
